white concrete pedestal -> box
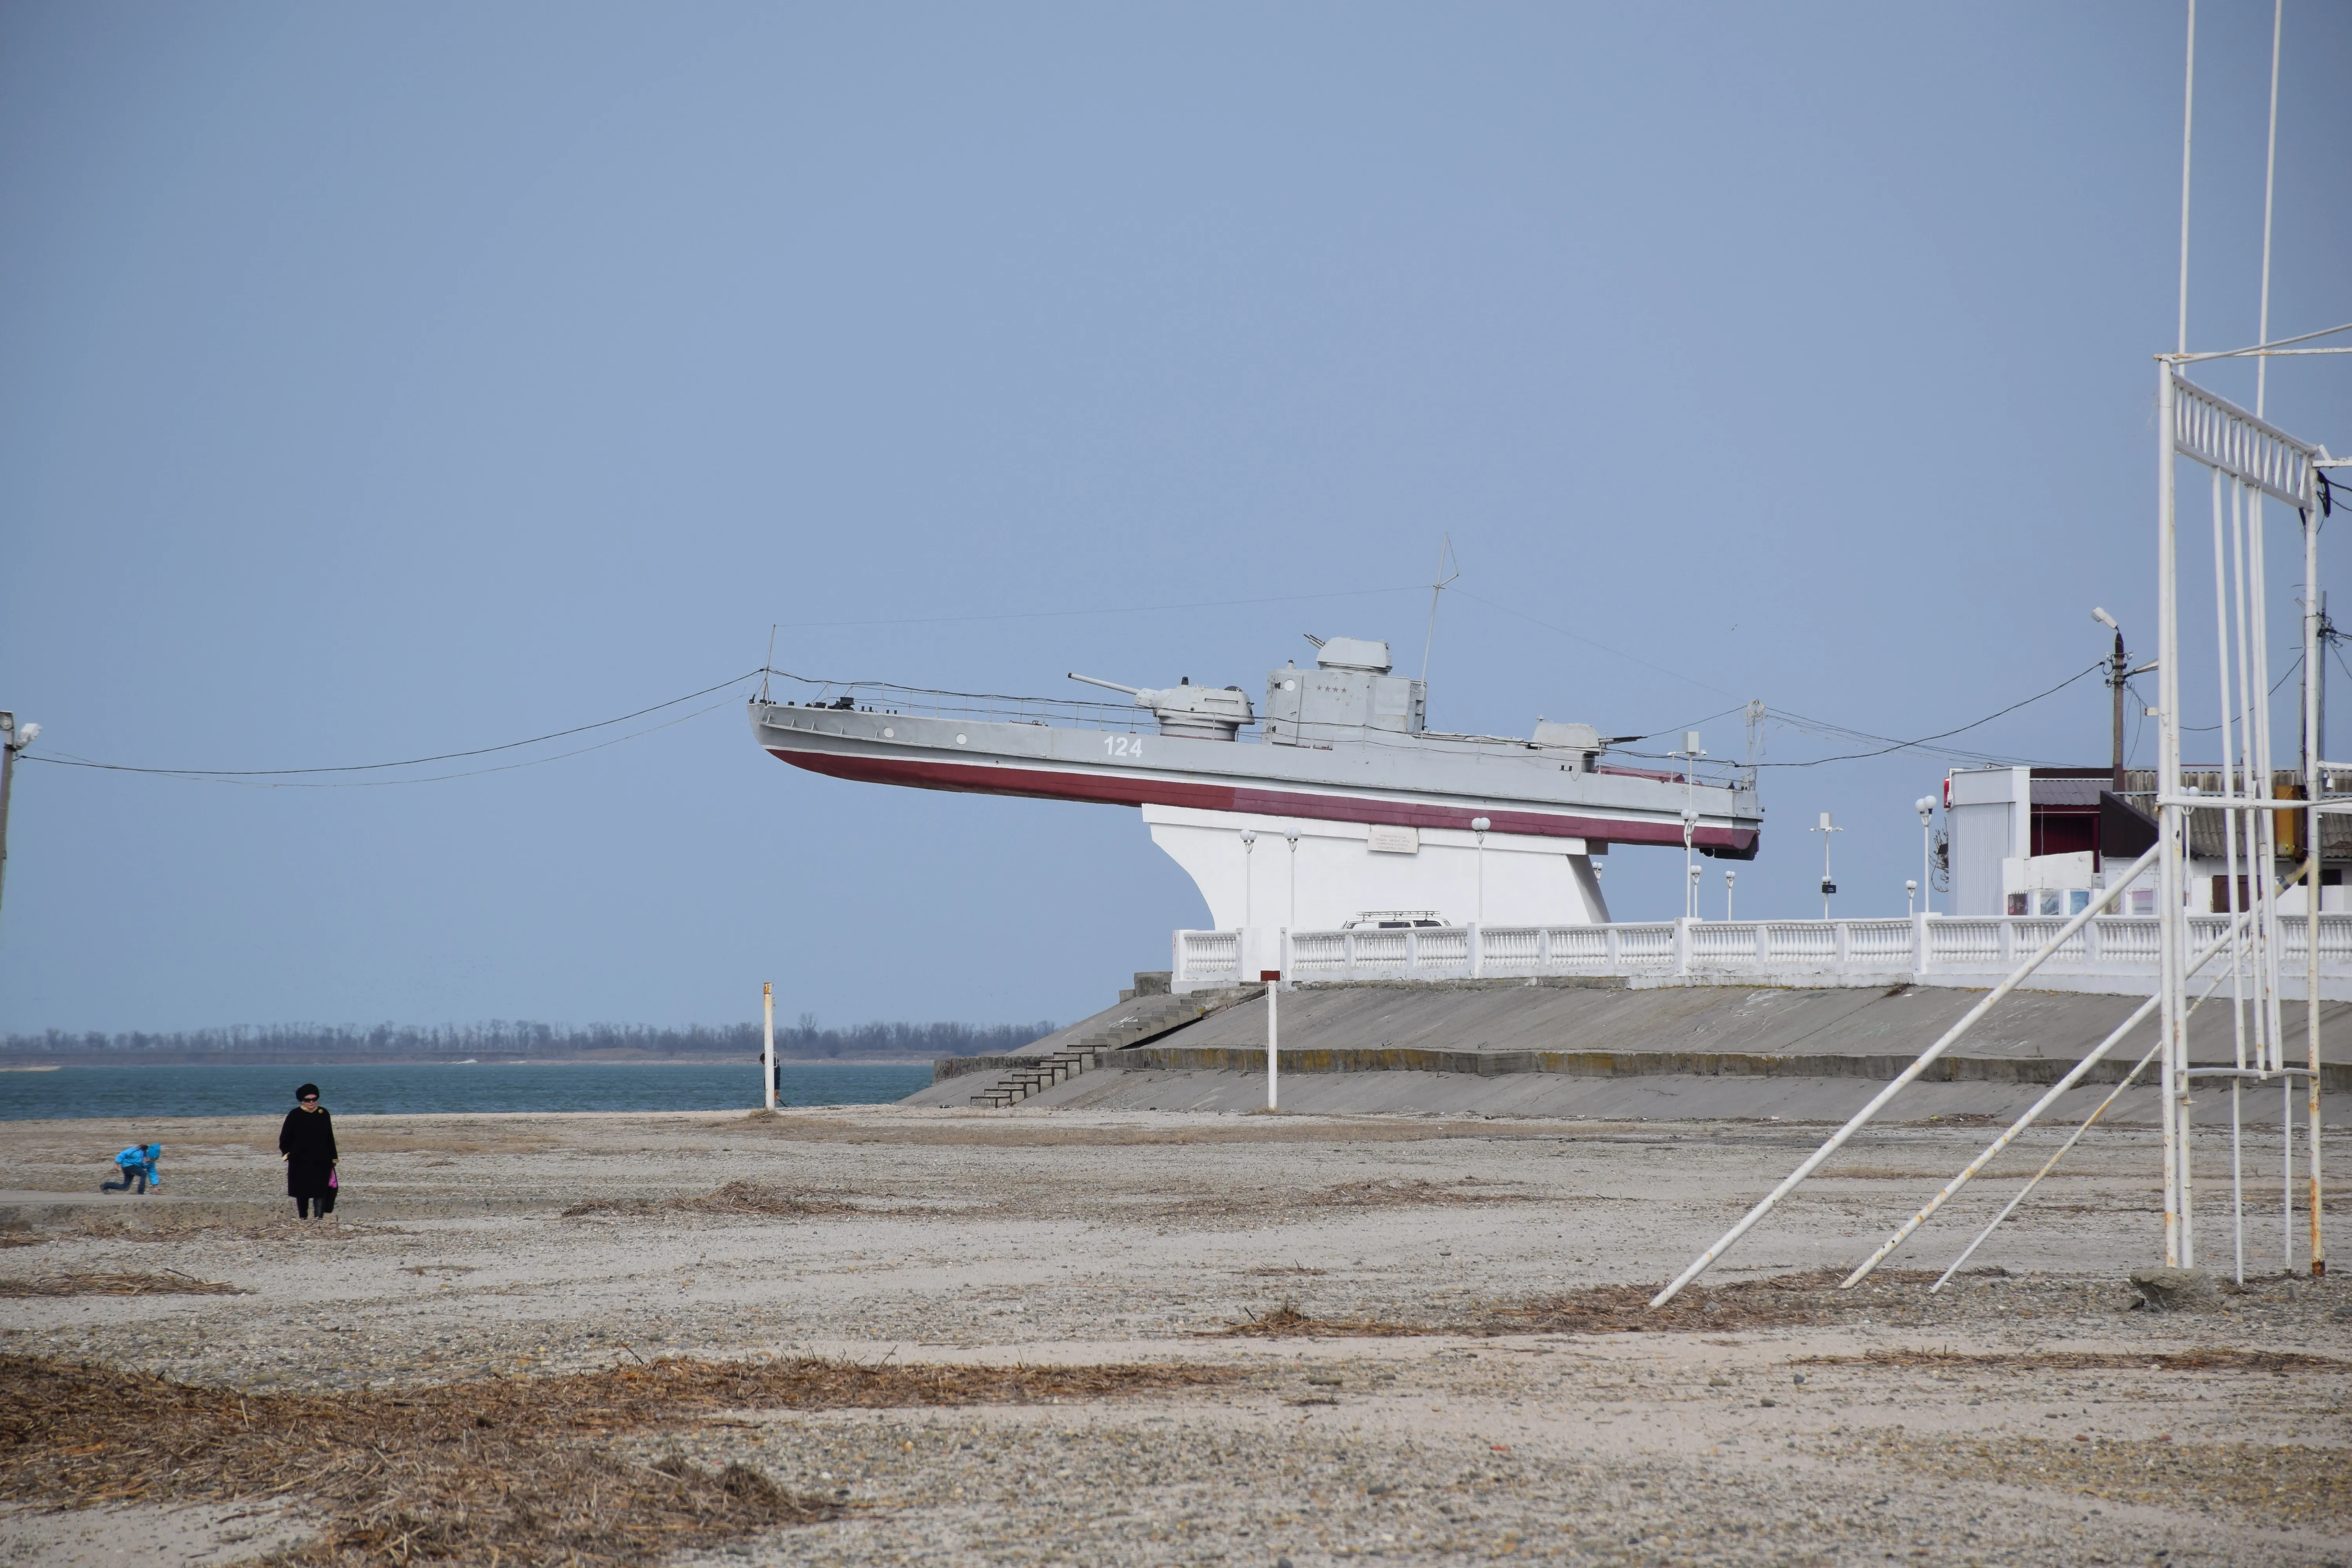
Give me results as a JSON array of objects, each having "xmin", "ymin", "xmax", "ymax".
[{"xmin": 1142, "ymin": 802, "xmax": 1610, "ymax": 933}]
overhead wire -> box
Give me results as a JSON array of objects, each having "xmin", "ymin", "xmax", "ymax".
[
  {"xmin": 25, "ymin": 670, "xmax": 766, "ymax": 779},
  {"xmin": 1748, "ymin": 662, "xmax": 2107, "ymax": 769}
]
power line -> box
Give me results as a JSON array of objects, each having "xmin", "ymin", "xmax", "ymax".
[
  {"xmin": 1754, "ymin": 662, "xmax": 2106, "ymax": 769},
  {"xmin": 23, "ymin": 670, "xmax": 764, "ymax": 782}
]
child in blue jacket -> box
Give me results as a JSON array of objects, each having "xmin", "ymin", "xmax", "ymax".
[{"xmin": 101, "ymin": 1143, "xmax": 160, "ymax": 1194}]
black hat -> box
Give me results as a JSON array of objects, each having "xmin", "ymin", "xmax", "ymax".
[{"xmin": 295, "ymin": 1083, "xmax": 320, "ymax": 1101}]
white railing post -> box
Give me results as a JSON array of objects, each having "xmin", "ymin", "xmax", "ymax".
[
  {"xmin": 1674, "ymin": 917, "xmax": 1691, "ymax": 976},
  {"xmin": 1913, "ymin": 912, "xmax": 1932, "ymax": 980},
  {"xmin": 1406, "ymin": 927, "xmax": 1419, "ymax": 980},
  {"xmin": 1470, "ymin": 922, "xmax": 1483, "ymax": 979},
  {"xmin": 1999, "ymin": 919, "xmax": 2016, "ymax": 969},
  {"xmin": 1834, "ymin": 920, "xmax": 1852, "ymax": 975}
]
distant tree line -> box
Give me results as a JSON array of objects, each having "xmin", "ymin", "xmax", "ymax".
[{"xmin": 0, "ymin": 1017, "xmax": 1056, "ymax": 1062}]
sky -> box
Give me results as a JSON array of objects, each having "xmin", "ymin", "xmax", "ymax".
[{"xmin": 2, "ymin": 2, "xmax": 2347, "ymax": 1036}]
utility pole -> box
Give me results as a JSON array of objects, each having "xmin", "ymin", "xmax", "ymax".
[
  {"xmin": 0, "ymin": 713, "xmax": 38, "ymax": 941},
  {"xmin": 2094, "ymin": 608, "xmax": 2129, "ymax": 792}
]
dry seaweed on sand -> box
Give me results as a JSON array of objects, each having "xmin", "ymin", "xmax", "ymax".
[
  {"xmin": 561, "ymin": 1181, "xmax": 862, "ymax": 1219},
  {"xmin": 1851, "ymin": 1430, "xmax": 2352, "ymax": 1527},
  {"xmin": 1804, "ymin": 1347, "xmax": 2352, "ymax": 1375},
  {"xmin": 1162, "ymin": 1176, "xmax": 1537, "ymax": 1224},
  {"xmin": 0, "ymin": 1272, "xmax": 245, "ymax": 1297},
  {"xmin": 1218, "ymin": 1270, "xmax": 1931, "ymax": 1338},
  {"xmin": 0, "ymin": 1354, "xmax": 1233, "ymax": 1566}
]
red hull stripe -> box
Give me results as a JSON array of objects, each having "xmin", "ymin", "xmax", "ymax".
[{"xmin": 769, "ymin": 748, "xmax": 1759, "ymax": 855}]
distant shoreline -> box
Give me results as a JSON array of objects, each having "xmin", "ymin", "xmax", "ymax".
[{"xmin": 0, "ymin": 1054, "xmax": 937, "ymax": 1069}]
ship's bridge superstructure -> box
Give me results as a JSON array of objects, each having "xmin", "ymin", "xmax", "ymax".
[{"xmin": 751, "ymin": 636, "xmax": 1761, "ymax": 935}]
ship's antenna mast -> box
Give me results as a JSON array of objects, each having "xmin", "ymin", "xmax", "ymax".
[
  {"xmin": 760, "ymin": 624, "xmax": 778, "ymax": 702},
  {"xmin": 1419, "ymin": 533, "xmax": 1459, "ymax": 688}
]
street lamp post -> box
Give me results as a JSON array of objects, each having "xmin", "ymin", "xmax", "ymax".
[
  {"xmin": 1915, "ymin": 796, "xmax": 1937, "ymax": 917},
  {"xmin": 1725, "ymin": 867, "xmax": 1736, "ymax": 921},
  {"xmin": 1671, "ymin": 731, "xmax": 1705, "ymax": 919},
  {"xmin": 1811, "ymin": 811, "xmax": 1843, "ymax": 920},
  {"xmin": 1285, "ymin": 828, "xmax": 1300, "ymax": 928},
  {"xmin": 1470, "ymin": 817, "xmax": 1490, "ymax": 924},
  {"xmin": 1240, "ymin": 830, "xmax": 1256, "ymax": 931}
]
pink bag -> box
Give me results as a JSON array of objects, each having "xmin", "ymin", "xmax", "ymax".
[{"xmin": 327, "ymin": 1168, "xmax": 339, "ymax": 1190}]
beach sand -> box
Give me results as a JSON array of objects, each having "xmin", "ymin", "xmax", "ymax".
[{"xmin": 2, "ymin": 1104, "xmax": 2347, "ymax": 1565}]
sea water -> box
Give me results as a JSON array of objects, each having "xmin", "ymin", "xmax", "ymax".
[{"xmin": 0, "ymin": 1061, "xmax": 932, "ymax": 1121}]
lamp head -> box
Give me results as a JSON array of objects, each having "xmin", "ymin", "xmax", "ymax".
[
  {"xmin": 2092, "ymin": 606, "xmax": 2119, "ymax": 632},
  {"xmin": 1470, "ymin": 817, "xmax": 1491, "ymax": 833},
  {"xmin": 15, "ymin": 722, "xmax": 35, "ymax": 748},
  {"xmin": 1915, "ymin": 795, "xmax": 1935, "ymax": 823}
]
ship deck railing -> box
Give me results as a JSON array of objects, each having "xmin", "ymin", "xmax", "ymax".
[
  {"xmin": 1172, "ymin": 914, "xmax": 2352, "ymax": 1000},
  {"xmin": 761, "ymin": 674, "xmax": 1162, "ymax": 735}
]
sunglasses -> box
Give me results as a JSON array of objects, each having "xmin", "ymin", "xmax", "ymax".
[{"xmin": 299, "ymin": 1095, "xmax": 319, "ymax": 1102}]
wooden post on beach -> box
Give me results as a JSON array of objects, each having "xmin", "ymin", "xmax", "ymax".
[{"xmin": 762, "ymin": 982, "xmax": 776, "ymax": 1111}]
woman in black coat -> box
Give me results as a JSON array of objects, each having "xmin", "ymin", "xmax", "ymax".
[{"xmin": 279, "ymin": 1082, "xmax": 339, "ymax": 1219}]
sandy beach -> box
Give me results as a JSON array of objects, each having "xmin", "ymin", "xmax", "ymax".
[{"xmin": 2, "ymin": 1103, "xmax": 2347, "ymax": 1566}]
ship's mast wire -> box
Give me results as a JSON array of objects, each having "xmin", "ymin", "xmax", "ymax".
[
  {"xmin": 771, "ymin": 584, "xmax": 1424, "ymax": 633},
  {"xmin": 1419, "ymin": 533, "xmax": 1460, "ymax": 689}
]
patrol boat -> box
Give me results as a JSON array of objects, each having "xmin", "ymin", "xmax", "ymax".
[{"xmin": 748, "ymin": 636, "xmax": 1760, "ymax": 932}]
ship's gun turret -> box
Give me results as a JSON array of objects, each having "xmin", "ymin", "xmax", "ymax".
[{"xmin": 1068, "ymin": 673, "xmax": 1256, "ymax": 741}]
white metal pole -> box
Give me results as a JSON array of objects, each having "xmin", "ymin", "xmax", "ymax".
[
  {"xmin": 1266, "ymin": 948, "xmax": 1280, "ymax": 1112},
  {"xmin": 1935, "ymin": 930, "xmax": 2249, "ymax": 1291},
  {"xmin": 1918, "ymin": 797, "xmax": 1937, "ymax": 916},
  {"xmin": 2308, "ymin": 524, "xmax": 2326, "ymax": 1278},
  {"xmin": 1847, "ymin": 992, "xmax": 2160, "ymax": 1287},
  {"xmin": 1241, "ymin": 829, "xmax": 1256, "ymax": 976},
  {"xmin": 1286, "ymin": 828, "xmax": 1299, "ymax": 931},
  {"xmin": 2158, "ymin": 363, "xmax": 2184, "ymax": 1268},
  {"xmin": 762, "ymin": 982, "xmax": 777, "ymax": 1111},
  {"xmin": 1648, "ymin": 843, "xmax": 2158, "ymax": 1307},
  {"xmin": 1907, "ymin": 880, "xmax": 1916, "ymax": 919},
  {"xmin": 1724, "ymin": 868, "xmax": 1735, "ymax": 922},
  {"xmin": 1472, "ymin": 817, "xmax": 1489, "ymax": 925},
  {"xmin": 2213, "ymin": 469, "xmax": 2250, "ymax": 1280},
  {"xmin": 1849, "ymin": 909, "xmax": 2249, "ymax": 1287},
  {"xmin": 1935, "ymin": 1038, "xmax": 2163, "ymax": 1292}
]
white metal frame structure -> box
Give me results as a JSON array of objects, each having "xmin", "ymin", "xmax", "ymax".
[{"xmin": 2156, "ymin": 360, "xmax": 2337, "ymax": 1276}]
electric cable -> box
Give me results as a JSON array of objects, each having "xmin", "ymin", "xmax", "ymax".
[
  {"xmin": 23, "ymin": 670, "xmax": 764, "ymax": 782},
  {"xmin": 1751, "ymin": 662, "xmax": 2107, "ymax": 768}
]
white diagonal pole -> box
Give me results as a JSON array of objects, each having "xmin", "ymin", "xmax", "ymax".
[
  {"xmin": 1648, "ymin": 844, "xmax": 2159, "ymax": 1308},
  {"xmin": 1843, "ymin": 906, "xmax": 2256, "ymax": 1287}
]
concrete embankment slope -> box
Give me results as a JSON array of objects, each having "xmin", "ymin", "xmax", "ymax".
[{"xmin": 906, "ymin": 980, "xmax": 2352, "ymax": 1121}]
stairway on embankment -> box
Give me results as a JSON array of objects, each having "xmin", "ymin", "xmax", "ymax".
[{"xmin": 934, "ymin": 973, "xmax": 1261, "ymax": 1109}]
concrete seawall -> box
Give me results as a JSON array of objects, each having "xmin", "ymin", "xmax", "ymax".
[{"xmin": 911, "ymin": 979, "xmax": 2351, "ymax": 1119}]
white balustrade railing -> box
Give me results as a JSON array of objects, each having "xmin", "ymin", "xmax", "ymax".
[{"xmin": 1170, "ymin": 914, "xmax": 2352, "ymax": 997}]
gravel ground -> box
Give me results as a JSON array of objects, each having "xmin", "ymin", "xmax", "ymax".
[{"xmin": 2, "ymin": 1103, "xmax": 2348, "ymax": 1565}]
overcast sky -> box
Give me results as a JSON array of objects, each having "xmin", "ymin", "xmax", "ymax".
[{"xmin": 2, "ymin": 2, "xmax": 2346, "ymax": 1036}]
